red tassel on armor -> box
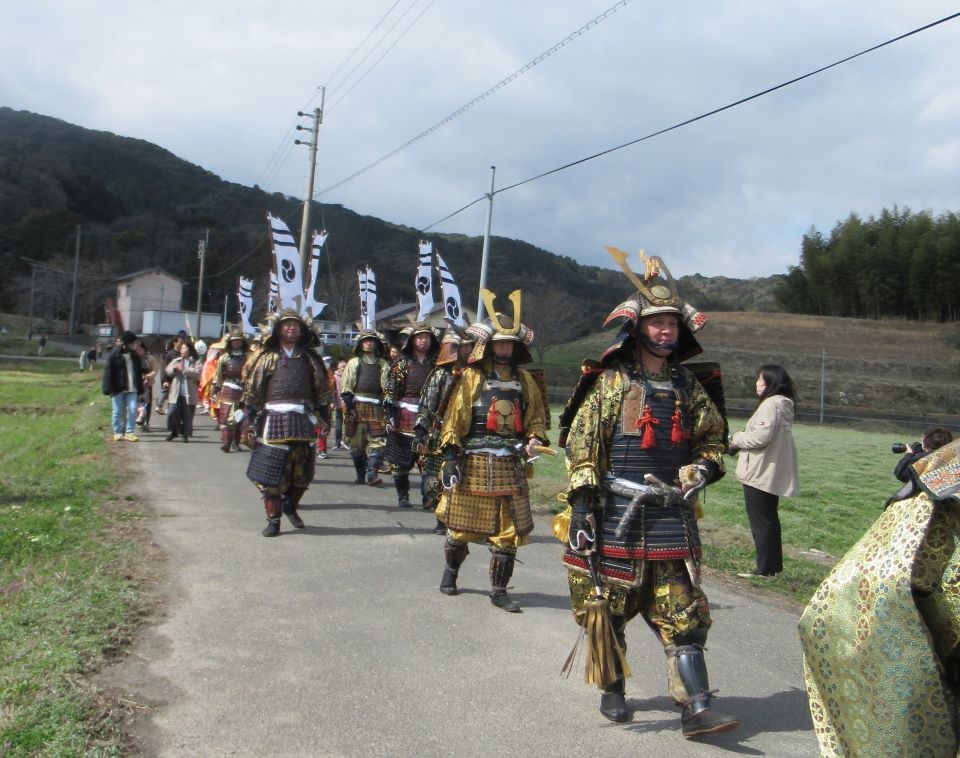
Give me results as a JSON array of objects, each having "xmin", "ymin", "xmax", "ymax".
[
  {"xmin": 513, "ymin": 400, "xmax": 523, "ymax": 433},
  {"xmin": 636, "ymin": 405, "xmax": 658, "ymax": 449},
  {"xmin": 486, "ymin": 396, "xmax": 499, "ymax": 431},
  {"xmin": 670, "ymin": 406, "xmax": 683, "ymax": 447}
]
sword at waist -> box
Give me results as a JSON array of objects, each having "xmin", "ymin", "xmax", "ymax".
[{"xmin": 602, "ymin": 474, "xmax": 686, "ymax": 539}]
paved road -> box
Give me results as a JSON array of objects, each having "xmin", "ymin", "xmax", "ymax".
[{"xmin": 100, "ymin": 414, "xmax": 818, "ymax": 757}]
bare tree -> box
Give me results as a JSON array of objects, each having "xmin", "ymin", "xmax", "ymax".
[
  {"xmin": 317, "ymin": 266, "xmax": 359, "ymax": 352},
  {"xmin": 522, "ymin": 285, "xmax": 587, "ymax": 363}
]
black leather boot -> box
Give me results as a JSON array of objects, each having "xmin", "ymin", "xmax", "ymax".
[
  {"xmin": 262, "ymin": 497, "xmax": 282, "ymax": 537},
  {"xmin": 599, "ymin": 620, "xmax": 629, "ymax": 721},
  {"xmin": 394, "ymin": 473, "xmax": 411, "ymax": 507},
  {"xmin": 440, "ymin": 540, "xmax": 469, "ymax": 595},
  {"xmin": 281, "ymin": 488, "xmax": 305, "ymax": 529},
  {"xmin": 489, "ymin": 551, "xmax": 521, "ymax": 612},
  {"xmin": 599, "ymin": 677, "xmax": 629, "ymax": 723},
  {"xmin": 351, "ymin": 454, "xmax": 366, "ymax": 484},
  {"xmin": 675, "ymin": 644, "xmax": 739, "ymax": 738}
]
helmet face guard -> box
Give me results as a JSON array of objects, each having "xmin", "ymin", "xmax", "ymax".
[{"xmin": 600, "ymin": 247, "xmax": 706, "ymax": 363}]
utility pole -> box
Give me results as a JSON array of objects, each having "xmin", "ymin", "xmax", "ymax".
[
  {"xmin": 295, "ymin": 93, "xmax": 324, "ymax": 279},
  {"xmin": 195, "ymin": 232, "xmax": 208, "ymax": 338},
  {"xmin": 819, "ymin": 349, "xmax": 827, "ymax": 424},
  {"xmin": 476, "ymin": 166, "xmax": 496, "ymax": 322},
  {"xmin": 28, "ymin": 267, "xmax": 36, "ymax": 337},
  {"xmin": 69, "ymin": 225, "xmax": 81, "ymax": 335}
]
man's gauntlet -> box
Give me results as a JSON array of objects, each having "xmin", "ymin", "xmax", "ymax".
[
  {"xmin": 440, "ymin": 447, "xmax": 462, "ymax": 490},
  {"xmin": 680, "ymin": 459, "xmax": 717, "ymax": 503},
  {"xmin": 567, "ymin": 486, "xmax": 598, "ymax": 553}
]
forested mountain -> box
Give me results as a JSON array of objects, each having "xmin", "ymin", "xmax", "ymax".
[
  {"xmin": 0, "ymin": 107, "xmax": 781, "ymax": 343},
  {"xmin": 775, "ymin": 209, "xmax": 960, "ymax": 321}
]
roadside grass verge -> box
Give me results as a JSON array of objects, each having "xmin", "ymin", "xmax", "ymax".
[
  {"xmin": 530, "ymin": 407, "xmax": 905, "ymax": 604},
  {"xmin": 0, "ymin": 364, "xmax": 146, "ymax": 756}
]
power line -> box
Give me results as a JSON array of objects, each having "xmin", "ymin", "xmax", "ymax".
[
  {"xmin": 317, "ymin": 0, "xmax": 631, "ymax": 197},
  {"xmin": 251, "ymin": 3, "xmax": 410, "ymax": 194},
  {"xmin": 326, "ymin": 0, "xmax": 439, "ymax": 115},
  {"xmin": 420, "ymin": 10, "xmax": 960, "ymax": 233},
  {"xmin": 325, "ymin": 0, "xmax": 405, "ymax": 95}
]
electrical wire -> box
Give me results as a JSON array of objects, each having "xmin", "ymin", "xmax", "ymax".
[
  {"xmin": 326, "ymin": 0, "xmax": 427, "ymax": 106},
  {"xmin": 326, "ymin": 0, "xmax": 439, "ymax": 115},
  {"xmin": 325, "ymin": 0, "xmax": 404, "ymax": 94},
  {"xmin": 316, "ymin": 0, "xmax": 630, "ymax": 197},
  {"xmin": 420, "ymin": 10, "xmax": 960, "ymax": 233}
]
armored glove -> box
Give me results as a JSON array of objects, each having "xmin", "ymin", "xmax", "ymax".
[
  {"xmin": 384, "ymin": 402, "xmax": 397, "ymax": 433},
  {"xmin": 412, "ymin": 424, "xmax": 428, "ymax": 452},
  {"xmin": 680, "ymin": 460, "xmax": 716, "ymax": 504},
  {"xmin": 342, "ymin": 393, "xmax": 356, "ymax": 417},
  {"xmin": 567, "ymin": 487, "xmax": 598, "ymax": 553},
  {"xmin": 440, "ymin": 448, "xmax": 462, "ymax": 490}
]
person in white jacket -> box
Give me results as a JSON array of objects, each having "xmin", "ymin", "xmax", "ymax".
[{"xmin": 728, "ymin": 364, "xmax": 799, "ymax": 578}]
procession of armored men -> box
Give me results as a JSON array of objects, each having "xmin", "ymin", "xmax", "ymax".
[{"xmin": 101, "ymin": 246, "xmax": 960, "ymax": 754}]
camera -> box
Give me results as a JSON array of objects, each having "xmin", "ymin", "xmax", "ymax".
[{"xmin": 891, "ymin": 442, "xmax": 920, "ymax": 455}]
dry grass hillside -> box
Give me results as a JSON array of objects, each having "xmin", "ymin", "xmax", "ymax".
[{"xmin": 543, "ymin": 311, "xmax": 960, "ymax": 427}]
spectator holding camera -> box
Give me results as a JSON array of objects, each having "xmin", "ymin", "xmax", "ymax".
[
  {"xmin": 894, "ymin": 426, "xmax": 953, "ymax": 483},
  {"xmin": 728, "ymin": 364, "xmax": 799, "ymax": 579}
]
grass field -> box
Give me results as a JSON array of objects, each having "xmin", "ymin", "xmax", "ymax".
[{"xmin": 0, "ymin": 363, "xmax": 146, "ymax": 756}]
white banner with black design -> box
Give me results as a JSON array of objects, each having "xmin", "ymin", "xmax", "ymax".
[
  {"xmin": 302, "ymin": 229, "xmax": 329, "ymax": 318},
  {"xmin": 415, "ymin": 240, "xmax": 434, "ymax": 321},
  {"xmin": 436, "ymin": 253, "xmax": 466, "ymax": 327},
  {"xmin": 238, "ymin": 276, "xmax": 255, "ymax": 334},
  {"xmin": 358, "ymin": 266, "xmax": 377, "ymax": 331},
  {"xmin": 268, "ymin": 271, "xmax": 279, "ymax": 314},
  {"xmin": 267, "ymin": 213, "xmax": 302, "ymax": 312}
]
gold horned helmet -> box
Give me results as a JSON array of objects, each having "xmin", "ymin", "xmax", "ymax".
[
  {"xmin": 602, "ymin": 247, "xmax": 706, "ymax": 362},
  {"xmin": 466, "ymin": 289, "xmax": 535, "ymax": 364}
]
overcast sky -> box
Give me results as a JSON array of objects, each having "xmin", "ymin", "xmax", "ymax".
[{"xmin": 3, "ymin": 1, "xmax": 959, "ymax": 279}]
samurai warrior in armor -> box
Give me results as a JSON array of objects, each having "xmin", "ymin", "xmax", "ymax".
[
  {"xmin": 212, "ymin": 329, "xmax": 251, "ymax": 453},
  {"xmin": 242, "ymin": 310, "xmax": 330, "ymax": 537},
  {"xmin": 414, "ymin": 329, "xmax": 477, "ymax": 534},
  {"xmin": 384, "ymin": 323, "xmax": 440, "ymax": 507},
  {"xmin": 436, "ymin": 289, "xmax": 548, "ymax": 613},
  {"xmin": 340, "ymin": 330, "xmax": 391, "ymax": 486},
  {"xmin": 558, "ymin": 248, "xmax": 738, "ymax": 737}
]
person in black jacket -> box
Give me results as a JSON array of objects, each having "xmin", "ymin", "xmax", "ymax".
[
  {"xmin": 102, "ymin": 331, "xmax": 144, "ymax": 442},
  {"xmin": 894, "ymin": 426, "xmax": 953, "ymax": 483}
]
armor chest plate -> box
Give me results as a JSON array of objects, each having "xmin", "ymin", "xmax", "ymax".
[
  {"xmin": 469, "ymin": 376, "xmax": 524, "ymax": 438},
  {"xmin": 265, "ymin": 352, "xmax": 314, "ymax": 403},
  {"xmin": 608, "ymin": 373, "xmax": 692, "ymax": 486},
  {"xmin": 401, "ymin": 360, "xmax": 432, "ymax": 401},
  {"xmin": 221, "ymin": 354, "xmax": 245, "ymax": 380},
  {"xmin": 355, "ymin": 360, "xmax": 383, "ymax": 395}
]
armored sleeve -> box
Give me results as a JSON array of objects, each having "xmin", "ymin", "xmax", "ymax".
[
  {"xmin": 242, "ymin": 351, "xmax": 277, "ymax": 408},
  {"xmin": 686, "ymin": 370, "xmax": 726, "ymax": 477},
  {"xmin": 564, "ymin": 369, "xmax": 626, "ymax": 493},
  {"xmin": 439, "ymin": 368, "xmax": 484, "ymax": 450},
  {"xmin": 519, "ymin": 370, "xmax": 549, "ymax": 444}
]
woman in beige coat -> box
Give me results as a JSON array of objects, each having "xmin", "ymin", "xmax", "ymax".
[
  {"xmin": 165, "ymin": 341, "xmax": 200, "ymax": 442},
  {"xmin": 728, "ymin": 364, "xmax": 799, "ymax": 577}
]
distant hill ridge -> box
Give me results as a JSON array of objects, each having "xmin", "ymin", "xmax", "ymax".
[{"xmin": 0, "ymin": 107, "xmax": 785, "ymax": 336}]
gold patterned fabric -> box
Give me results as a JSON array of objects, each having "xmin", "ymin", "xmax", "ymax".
[
  {"xmin": 567, "ymin": 560, "xmax": 710, "ymax": 641},
  {"xmin": 799, "ymin": 464, "xmax": 960, "ymax": 757},
  {"xmin": 437, "ymin": 494, "xmax": 530, "ymax": 548}
]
